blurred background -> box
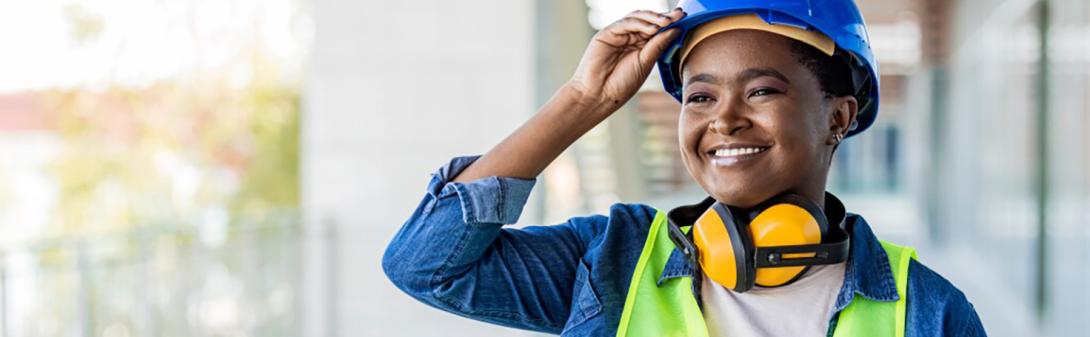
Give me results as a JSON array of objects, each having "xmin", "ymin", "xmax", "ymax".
[{"xmin": 0, "ymin": 0, "xmax": 1086, "ymax": 336}]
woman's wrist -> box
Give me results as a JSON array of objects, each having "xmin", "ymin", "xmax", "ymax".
[{"xmin": 557, "ymin": 80, "xmax": 618, "ymax": 118}]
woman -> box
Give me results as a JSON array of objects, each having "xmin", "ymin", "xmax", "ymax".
[{"xmin": 382, "ymin": 1, "xmax": 985, "ymax": 336}]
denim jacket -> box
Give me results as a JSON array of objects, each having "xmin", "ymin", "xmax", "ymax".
[{"xmin": 382, "ymin": 155, "xmax": 987, "ymax": 336}]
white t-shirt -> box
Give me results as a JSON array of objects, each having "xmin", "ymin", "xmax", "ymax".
[{"xmin": 701, "ymin": 262, "xmax": 847, "ymax": 337}]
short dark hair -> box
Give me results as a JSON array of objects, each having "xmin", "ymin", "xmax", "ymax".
[{"xmin": 788, "ymin": 40, "xmax": 854, "ymax": 98}]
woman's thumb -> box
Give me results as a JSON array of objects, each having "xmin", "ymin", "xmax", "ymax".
[{"xmin": 639, "ymin": 28, "xmax": 680, "ymax": 69}]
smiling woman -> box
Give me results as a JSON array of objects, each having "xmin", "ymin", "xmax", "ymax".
[
  {"xmin": 382, "ymin": 1, "xmax": 985, "ymax": 336},
  {"xmin": 678, "ymin": 29, "xmax": 858, "ymax": 209}
]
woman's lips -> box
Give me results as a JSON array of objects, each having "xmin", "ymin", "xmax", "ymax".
[{"xmin": 706, "ymin": 146, "xmax": 771, "ymax": 167}]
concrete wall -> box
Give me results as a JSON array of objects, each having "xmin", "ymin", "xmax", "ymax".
[{"xmin": 302, "ymin": 1, "xmax": 544, "ymax": 335}]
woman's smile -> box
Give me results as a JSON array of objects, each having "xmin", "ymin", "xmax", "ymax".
[{"xmin": 705, "ymin": 144, "xmax": 773, "ymax": 167}]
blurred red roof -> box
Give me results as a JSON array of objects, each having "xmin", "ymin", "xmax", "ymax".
[{"xmin": 0, "ymin": 93, "xmax": 53, "ymax": 131}]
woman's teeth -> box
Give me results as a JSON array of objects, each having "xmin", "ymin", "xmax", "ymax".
[{"xmin": 713, "ymin": 147, "xmax": 768, "ymax": 157}]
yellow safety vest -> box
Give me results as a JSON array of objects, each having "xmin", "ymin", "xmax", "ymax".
[{"xmin": 616, "ymin": 210, "xmax": 916, "ymax": 337}]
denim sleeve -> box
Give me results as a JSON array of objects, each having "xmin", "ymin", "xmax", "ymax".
[
  {"xmin": 905, "ymin": 260, "xmax": 989, "ymax": 337},
  {"xmin": 382, "ymin": 155, "xmax": 590, "ymax": 334},
  {"xmin": 954, "ymin": 301, "xmax": 987, "ymax": 337}
]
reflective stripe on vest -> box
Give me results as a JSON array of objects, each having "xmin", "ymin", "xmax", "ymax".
[
  {"xmin": 832, "ymin": 240, "xmax": 917, "ymax": 337},
  {"xmin": 616, "ymin": 210, "xmax": 916, "ymax": 337}
]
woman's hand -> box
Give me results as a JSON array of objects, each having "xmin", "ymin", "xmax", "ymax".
[
  {"xmin": 567, "ymin": 8, "xmax": 685, "ymax": 115},
  {"xmin": 451, "ymin": 9, "xmax": 684, "ymax": 183}
]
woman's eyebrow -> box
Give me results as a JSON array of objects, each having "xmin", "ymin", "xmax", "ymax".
[
  {"xmin": 684, "ymin": 68, "xmax": 791, "ymax": 87},
  {"xmin": 736, "ymin": 68, "xmax": 791, "ymax": 85},
  {"xmin": 684, "ymin": 73, "xmax": 720, "ymax": 86}
]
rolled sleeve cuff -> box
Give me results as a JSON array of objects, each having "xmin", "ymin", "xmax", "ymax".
[{"xmin": 426, "ymin": 155, "xmax": 537, "ymax": 225}]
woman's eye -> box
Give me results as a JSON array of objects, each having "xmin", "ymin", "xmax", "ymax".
[
  {"xmin": 749, "ymin": 88, "xmax": 780, "ymax": 97},
  {"xmin": 686, "ymin": 94, "xmax": 713, "ymax": 104}
]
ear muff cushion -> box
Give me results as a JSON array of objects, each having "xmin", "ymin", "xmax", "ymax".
[
  {"xmin": 693, "ymin": 203, "xmax": 749, "ymax": 290},
  {"xmin": 749, "ymin": 204, "xmax": 823, "ymax": 287}
]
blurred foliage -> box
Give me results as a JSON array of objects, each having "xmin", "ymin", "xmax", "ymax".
[
  {"xmin": 0, "ymin": 1, "xmax": 308, "ymax": 335},
  {"xmin": 40, "ymin": 63, "xmax": 299, "ymax": 235},
  {"xmin": 62, "ymin": 4, "xmax": 104, "ymax": 45}
]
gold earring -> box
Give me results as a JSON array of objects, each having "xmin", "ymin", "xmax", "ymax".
[{"xmin": 833, "ymin": 132, "xmax": 844, "ymax": 144}]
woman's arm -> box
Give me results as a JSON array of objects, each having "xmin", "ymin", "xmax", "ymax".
[
  {"xmin": 384, "ymin": 155, "xmax": 601, "ymax": 333},
  {"xmin": 452, "ymin": 9, "xmax": 683, "ymax": 183},
  {"xmin": 383, "ymin": 9, "xmax": 684, "ymax": 333}
]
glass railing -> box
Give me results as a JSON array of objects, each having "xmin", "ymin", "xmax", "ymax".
[{"xmin": 0, "ymin": 218, "xmax": 301, "ymax": 337}]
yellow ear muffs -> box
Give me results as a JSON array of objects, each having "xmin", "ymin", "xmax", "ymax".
[
  {"xmin": 749, "ymin": 202, "xmax": 823, "ymax": 287},
  {"xmin": 681, "ymin": 193, "xmax": 844, "ymax": 292},
  {"xmin": 692, "ymin": 203, "xmax": 749, "ymax": 290}
]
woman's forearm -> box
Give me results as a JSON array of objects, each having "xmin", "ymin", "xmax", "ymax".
[{"xmin": 451, "ymin": 83, "xmax": 611, "ymax": 183}]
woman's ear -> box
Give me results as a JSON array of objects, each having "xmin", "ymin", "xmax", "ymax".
[{"xmin": 827, "ymin": 95, "xmax": 859, "ymax": 145}]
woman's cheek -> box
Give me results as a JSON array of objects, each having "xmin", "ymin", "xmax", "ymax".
[{"xmin": 679, "ymin": 119, "xmax": 706, "ymax": 172}]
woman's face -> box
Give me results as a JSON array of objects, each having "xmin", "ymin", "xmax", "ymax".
[{"xmin": 678, "ymin": 29, "xmax": 856, "ymax": 208}]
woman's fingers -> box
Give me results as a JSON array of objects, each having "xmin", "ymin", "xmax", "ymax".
[
  {"xmin": 626, "ymin": 9, "xmax": 686, "ymax": 36},
  {"xmin": 639, "ymin": 27, "xmax": 681, "ymax": 67},
  {"xmin": 627, "ymin": 10, "xmax": 674, "ymax": 28},
  {"xmin": 665, "ymin": 7, "xmax": 686, "ymax": 21},
  {"xmin": 601, "ymin": 17, "xmax": 659, "ymax": 41},
  {"xmin": 622, "ymin": 9, "xmax": 685, "ymax": 67},
  {"xmin": 569, "ymin": 8, "xmax": 687, "ymax": 111},
  {"xmin": 600, "ymin": 9, "xmax": 684, "ymax": 45}
]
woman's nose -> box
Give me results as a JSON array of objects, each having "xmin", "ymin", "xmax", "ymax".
[{"xmin": 708, "ymin": 102, "xmax": 751, "ymax": 136}]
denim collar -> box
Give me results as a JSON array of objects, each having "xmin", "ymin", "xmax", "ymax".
[{"xmin": 656, "ymin": 194, "xmax": 900, "ymax": 312}]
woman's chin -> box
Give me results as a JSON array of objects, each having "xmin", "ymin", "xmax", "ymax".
[
  {"xmin": 689, "ymin": 169, "xmax": 782, "ymax": 208},
  {"xmin": 706, "ymin": 188, "xmax": 770, "ymax": 209}
]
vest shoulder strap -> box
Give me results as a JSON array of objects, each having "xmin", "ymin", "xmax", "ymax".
[
  {"xmin": 832, "ymin": 240, "xmax": 918, "ymax": 337},
  {"xmin": 616, "ymin": 209, "xmax": 708, "ymax": 337}
]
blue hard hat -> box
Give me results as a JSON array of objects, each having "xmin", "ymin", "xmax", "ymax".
[{"xmin": 657, "ymin": 0, "xmax": 880, "ymax": 138}]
